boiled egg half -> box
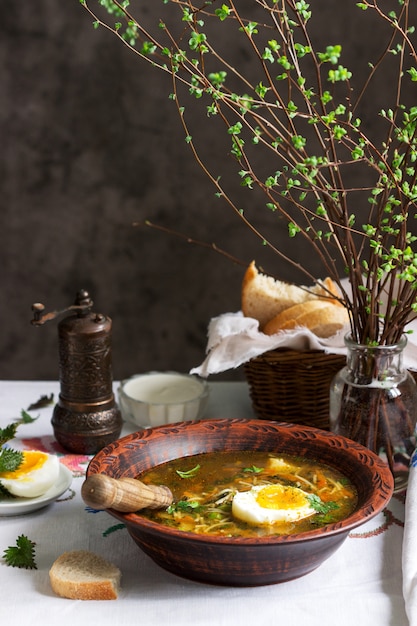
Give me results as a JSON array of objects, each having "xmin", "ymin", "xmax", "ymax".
[
  {"xmin": 232, "ymin": 483, "xmax": 316, "ymax": 525},
  {"xmin": 0, "ymin": 451, "xmax": 60, "ymax": 498}
]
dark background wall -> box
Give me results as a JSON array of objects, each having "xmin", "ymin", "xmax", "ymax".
[{"xmin": 1, "ymin": 1, "xmax": 415, "ymax": 382}]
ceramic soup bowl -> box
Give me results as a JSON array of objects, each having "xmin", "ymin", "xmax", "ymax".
[{"xmin": 86, "ymin": 418, "xmax": 393, "ymax": 586}]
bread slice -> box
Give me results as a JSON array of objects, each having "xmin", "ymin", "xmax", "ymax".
[
  {"xmin": 241, "ymin": 261, "xmax": 340, "ymax": 329},
  {"xmin": 263, "ymin": 300, "xmax": 330, "ymax": 328},
  {"xmin": 49, "ymin": 550, "xmax": 121, "ymax": 600},
  {"xmin": 264, "ymin": 300, "xmax": 349, "ymax": 338}
]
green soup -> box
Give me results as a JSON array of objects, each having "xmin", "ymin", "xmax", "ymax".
[{"xmin": 138, "ymin": 450, "xmax": 358, "ymax": 537}]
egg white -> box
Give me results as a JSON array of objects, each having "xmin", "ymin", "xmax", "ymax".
[
  {"xmin": 266, "ymin": 457, "xmax": 297, "ymax": 473},
  {"xmin": 0, "ymin": 451, "xmax": 60, "ymax": 498},
  {"xmin": 232, "ymin": 484, "xmax": 316, "ymax": 525}
]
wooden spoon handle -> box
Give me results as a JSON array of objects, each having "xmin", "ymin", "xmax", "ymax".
[{"xmin": 81, "ymin": 474, "xmax": 173, "ymax": 513}]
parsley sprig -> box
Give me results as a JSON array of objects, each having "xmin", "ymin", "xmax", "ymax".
[
  {"xmin": 307, "ymin": 494, "xmax": 339, "ymax": 515},
  {"xmin": 307, "ymin": 494, "xmax": 340, "ymax": 525},
  {"xmin": 3, "ymin": 534, "xmax": 37, "ymax": 569}
]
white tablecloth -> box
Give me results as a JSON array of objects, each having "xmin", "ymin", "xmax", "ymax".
[{"xmin": 0, "ymin": 380, "xmax": 408, "ymax": 626}]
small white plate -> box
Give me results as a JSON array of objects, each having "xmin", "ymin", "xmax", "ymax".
[{"xmin": 0, "ymin": 464, "xmax": 73, "ymax": 516}]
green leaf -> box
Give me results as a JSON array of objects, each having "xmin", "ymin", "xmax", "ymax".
[
  {"xmin": 292, "ymin": 134, "xmax": 307, "ymax": 149},
  {"xmin": 318, "ymin": 44, "xmax": 342, "ymax": 65},
  {"xmin": 295, "ymin": 0, "xmax": 312, "ymax": 21},
  {"xmin": 277, "ymin": 55, "xmax": 292, "ymax": 70},
  {"xmin": 0, "ymin": 482, "xmax": 14, "ymax": 498},
  {"xmin": 262, "ymin": 47, "xmax": 275, "ymax": 63},
  {"xmin": 3, "ymin": 535, "xmax": 37, "ymax": 569},
  {"xmin": 228, "ymin": 122, "xmax": 242, "ymax": 135},
  {"xmin": 294, "ymin": 43, "xmax": 311, "ymax": 58},
  {"xmin": 408, "ymin": 67, "xmax": 417, "ymax": 82},
  {"xmin": 307, "ymin": 494, "xmax": 339, "ymax": 514},
  {"xmin": 0, "ymin": 424, "xmax": 18, "ymax": 447},
  {"xmin": 288, "ymin": 222, "xmax": 301, "ymax": 237},
  {"xmin": 243, "ymin": 465, "xmax": 263, "ymax": 473},
  {"xmin": 208, "ymin": 70, "xmax": 227, "ymax": 86},
  {"xmin": 176, "ymin": 464, "xmax": 201, "ymax": 478},
  {"xmin": 188, "ymin": 31, "xmax": 208, "ymax": 53},
  {"xmin": 333, "ymin": 125, "xmax": 347, "ymax": 140},
  {"xmin": 255, "ymin": 82, "xmax": 269, "ymax": 98},
  {"xmin": 351, "ymin": 145, "xmax": 364, "ymax": 160},
  {"xmin": 0, "ymin": 448, "xmax": 23, "ymax": 474},
  {"xmin": 241, "ymin": 21, "xmax": 258, "ymax": 36},
  {"xmin": 215, "ymin": 4, "xmax": 231, "ymax": 21},
  {"xmin": 20, "ymin": 410, "xmax": 39, "ymax": 423},
  {"xmin": 166, "ymin": 500, "xmax": 201, "ymax": 514},
  {"xmin": 321, "ymin": 90, "xmax": 333, "ymax": 104},
  {"xmin": 141, "ymin": 41, "xmax": 157, "ymax": 55},
  {"xmin": 328, "ymin": 65, "xmax": 352, "ymax": 83}
]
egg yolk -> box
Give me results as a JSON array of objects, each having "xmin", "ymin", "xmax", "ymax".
[
  {"xmin": 1, "ymin": 451, "xmax": 49, "ymax": 479},
  {"xmin": 256, "ymin": 484, "xmax": 309, "ymax": 510},
  {"xmin": 0, "ymin": 451, "xmax": 48, "ymax": 478}
]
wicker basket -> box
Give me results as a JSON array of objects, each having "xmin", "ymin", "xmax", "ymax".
[{"xmin": 243, "ymin": 348, "xmax": 346, "ymax": 431}]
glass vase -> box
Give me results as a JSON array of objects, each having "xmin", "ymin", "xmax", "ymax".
[{"xmin": 329, "ymin": 335, "xmax": 417, "ymax": 493}]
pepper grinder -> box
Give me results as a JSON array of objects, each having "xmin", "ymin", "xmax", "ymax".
[{"xmin": 31, "ymin": 290, "xmax": 122, "ymax": 454}]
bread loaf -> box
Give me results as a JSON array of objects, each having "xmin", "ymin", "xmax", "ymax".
[
  {"xmin": 49, "ymin": 550, "xmax": 121, "ymax": 600},
  {"xmin": 241, "ymin": 261, "xmax": 340, "ymax": 330}
]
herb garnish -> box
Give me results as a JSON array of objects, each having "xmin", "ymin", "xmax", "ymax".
[
  {"xmin": 176, "ymin": 464, "xmax": 200, "ymax": 479},
  {"xmin": 243, "ymin": 465, "xmax": 263, "ymax": 474},
  {"xmin": 0, "ymin": 448, "xmax": 24, "ymax": 474},
  {"xmin": 3, "ymin": 534, "xmax": 37, "ymax": 569},
  {"xmin": 307, "ymin": 494, "xmax": 340, "ymax": 515},
  {"xmin": 167, "ymin": 500, "xmax": 201, "ymax": 514}
]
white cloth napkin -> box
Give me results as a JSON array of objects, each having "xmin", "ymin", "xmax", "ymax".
[
  {"xmin": 191, "ymin": 311, "xmax": 417, "ymax": 377},
  {"xmin": 403, "ymin": 450, "xmax": 417, "ymax": 625}
]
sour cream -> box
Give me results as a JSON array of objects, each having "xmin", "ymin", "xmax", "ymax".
[{"xmin": 118, "ymin": 372, "xmax": 209, "ymax": 427}]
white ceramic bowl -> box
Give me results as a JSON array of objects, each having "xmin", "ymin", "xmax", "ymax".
[{"xmin": 118, "ymin": 372, "xmax": 209, "ymax": 428}]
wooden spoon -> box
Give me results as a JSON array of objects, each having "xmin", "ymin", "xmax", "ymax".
[{"xmin": 81, "ymin": 474, "xmax": 173, "ymax": 513}]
